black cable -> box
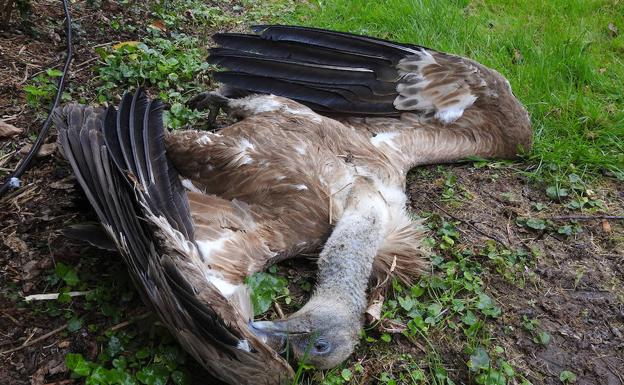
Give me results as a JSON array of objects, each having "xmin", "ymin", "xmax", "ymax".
[{"xmin": 0, "ymin": 0, "xmax": 73, "ymax": 197}]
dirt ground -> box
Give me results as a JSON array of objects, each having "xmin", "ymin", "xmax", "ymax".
[
  {"xmin": 408, "ymin": 168, "xmax": 624, "ymax": 385},
  {"xmin": 1, "ymin": 1, "xmax": 623, "ymax": 385}
]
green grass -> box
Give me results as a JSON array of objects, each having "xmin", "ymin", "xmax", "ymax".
[{"xmin": 280, "ymin": 0, "xmax": 624, "ymax": 183}]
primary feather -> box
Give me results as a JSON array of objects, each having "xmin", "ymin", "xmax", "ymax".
[{"xmin": 54, "ymin": 90, "xmax": 293, "ymax": 385}]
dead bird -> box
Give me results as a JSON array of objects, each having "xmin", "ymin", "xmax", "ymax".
[{"xmin": 53, "ymin": 25, "xmax": 531, "ymax": 385}]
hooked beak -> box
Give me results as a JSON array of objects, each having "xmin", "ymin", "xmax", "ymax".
[{"xmin": 249, "ymin": 320, "xmax": 310, "ymax": 353}]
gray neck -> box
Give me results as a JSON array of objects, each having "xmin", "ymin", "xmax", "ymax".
[{"xmin": 311, "ymin": 180, "xmax": 387, "ymax": 317}]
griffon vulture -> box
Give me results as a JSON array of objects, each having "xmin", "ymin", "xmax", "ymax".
[{"xmin": 53, "ymin": 25, "xmax": 531, "ymax": 385}]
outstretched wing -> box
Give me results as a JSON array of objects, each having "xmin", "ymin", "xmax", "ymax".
[
  {"xmin": 54, "ymin": 90, "xmax": 292, "ymax": 385},
  {"xmin": 209, "ymin": 25, "xmax": 491, "ymax": 124}
]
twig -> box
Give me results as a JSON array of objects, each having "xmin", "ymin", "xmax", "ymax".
[
  {"xmin": 71, "ymin": 57, "xmax": 99, "ymax": 74},
  {"xmin": 1, "ymin": 311, "xmax": 20, "ymax": 325},
  {"xmin": 547, "ymin": 215, "xmax": 624, "ymax": 221},
  {"xmin": 107, "ymin": 312, "xmax": 152, "ymax": 332},
  {"xmin": 424, "ymin": 197, "xmax": 511, "ymax": 248},
  {"xmin": 273, "ymin": 302, "xmax": 285, "ymax": 319},
  {"xmin": 22, "ymin": 329, "xmax": 37, "ymax": 346},
  {"xmin": 43, "ymin": 380, "xmax": 75, "ymax": 385},
  {"xmin": 24, "ymin": 291, "xmax": 92, "ymax": 302},
  {"xmin": 327, "ymin": 181, "xmax": 352, "ymax": 224},
  {"xmin": 0, "ymin": 324, "xmax": 67, "ymax": 355}
]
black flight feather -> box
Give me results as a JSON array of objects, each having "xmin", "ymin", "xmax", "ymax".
[
  {"xmin": 54, "ymin": 93, "xmax": 239, "ymax": 356},
  {"xmin": 209, "ymin": 25, "xmax": 428, "ymax": 115},
  {"xmin": 214, "ymin": 72, "xmax": 400, "ymax": 115},
  {"xmin": 251, "ymin": 25, "xmax": 417, "ymax": 62}
]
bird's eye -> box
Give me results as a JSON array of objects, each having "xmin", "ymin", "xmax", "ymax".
[{"xmin": 313, "ymin": 340, "xmax": 331, "ymax": 354}]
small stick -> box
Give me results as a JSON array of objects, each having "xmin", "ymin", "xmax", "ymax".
[
  {"xmin": 547, "ymin": 215, "xmax": 624, "ymax": 221},
  {"xmin": 22, "ymin": 329, "xmax": 37, "ymax": 346},
  {"xmin": 107, "ymin": 312, "xmax": 152, "ymax": 332},
  {"xmin": 1, "ymin": 311, "xmax": 20, "ymax": 325},
  {"xmin": 24, "ymin": 291, "xmax": 91, "ymax": 302},
  {"xmin": 43, "ymin": 380, "xmax": 75, "ymax": 385},
  {"xmin": 0, "ymin": 324, "xmax": 68, "ymax": 355}
]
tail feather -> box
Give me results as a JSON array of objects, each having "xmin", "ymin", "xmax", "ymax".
[{"xmin": 56, "ymin": 108, "xmax": 107, "ymax": 223}]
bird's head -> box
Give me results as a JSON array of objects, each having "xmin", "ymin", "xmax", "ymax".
[{"xmin": 250, "ymin": 298, "xmax": 361, "ymax": 369}]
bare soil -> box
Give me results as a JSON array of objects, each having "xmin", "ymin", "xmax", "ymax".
[
  {"xmin": 408, "ymin": 167, "xmax": 624, "ymax": 385},
  {"xmin": 1, "ymin": 1, "xmax": 623, "ymax": 385}
]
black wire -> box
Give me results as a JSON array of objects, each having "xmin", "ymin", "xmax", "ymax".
[{"xmin": 0, "ymin": 0, "xmax": 73, "ymax": 197}]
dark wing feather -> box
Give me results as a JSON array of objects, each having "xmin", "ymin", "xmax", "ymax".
[
  {"xmin": 251, "ymin": 24, "xmax": 419, "ymax": 61},
  {"xmin": 214, "ymin": 72, "xmax": 398, "ymax": 115},
  {"xmin": 210, "ymin": 24, "xmax": 489, "ymax": 123},
  {"xmin": 53, "ymin": 91, "xmax": 292, "ymax": 385}
]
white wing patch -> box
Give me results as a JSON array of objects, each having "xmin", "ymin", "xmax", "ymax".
[
  {"xmin": 196, "ymin": 234, "xmax": 231, "ymax": 262},
  {"xmin": 294, "ymin": 184, "xmax": 308, "ymax": 191},
  {"xmin": 231, "ymin": 138, "xmax": 255, "ymax": 166},
  {"xmin": 206, "ymin": 274, "xmax": 240, "ymax": 297},
  {"xmin": 237, "ymin": 339, "xmax": 251, "ymax": 352},
  {"xmin": 230, "ymin": 94, "xmax": 283, "ymax": 114},
  {"xmin": 371, "ymin": 132, "xmax": 400, "ymax": 150},
  {"xmin": 142, "ymin": 207, "xmax": 245, "ymax": 299},
  {"xmin": 434, "ymin": 94, "xmax": 478, "ymax": 124},
  {"xmin": 231, "ymin": 94, "xmax": 323, "ymax": 122},
  {"xmin": 196, "ymin": 135, "xmax": 212, "ymax": 145},
  {"xmin": 181, "ymin": 178, "xmax": 203, "ymax": 193}
]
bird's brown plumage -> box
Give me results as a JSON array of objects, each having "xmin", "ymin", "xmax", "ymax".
[
  {"xmin": 55, "ymin": 25, "xmax": 531, "ymax": 385},
  {"xmin": 165, "ymin": 96, "xmax": 431, "ymax": 287},
  {"xmin": 53, "ymin": 93, "xmax": 293, "ymax": 385}
]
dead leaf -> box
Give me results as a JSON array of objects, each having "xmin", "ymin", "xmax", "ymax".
[
  {"xmin": 608, "ymin": 23, "xmax": 618, "ymax": 37},
  {"xmin": 50, "ymin": 175, "xmax": 75, "ymax": 190},
  {"xmin": 50, "ymin": 181, "xmax": 74, "ymax": 190},
  {"xmin": 4, "ymin": 233, "xmax": 29, "ymax": 254},
  {"xmin": 112, "ymin": 41, "xmax": 141, "ymax": 50},
  {"xmin": 48, "ymin": 31, "xmax": 61, "ymax": 44},
  {"xmin": 30, "ymin": 358, "xmax": 66, "ymax": 385},
  {"xmin": 22, "ymin": 260, "xmax": 40, "ymax": 280},
  {"xmin": 379, "ymin": 318, "xmax": 407, "ymax": 334},
  {"xmin": 150, "ymin": 19, "xmax": 166, "ymax": 31},
  {"xmin": 365, "ymin": 294, "xmax": 384, "ymax": 323},
  {"xmin": 19, "ymin": 143, "xmax": 57, "ymax": 157},
  {"xmin": 0, "ymin": 120, "xmax": 23, "ymax": 138},
  {"xmin": 58, "ymin": 340, "xmax": 71, "ymax": 349},
  {"xmin": 598, "ymin": 68, "xmax": 607, "ymax": 74},
  {"xmin": 601, "ymin": 220, "xmax": 611, "ymax": 233}
]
